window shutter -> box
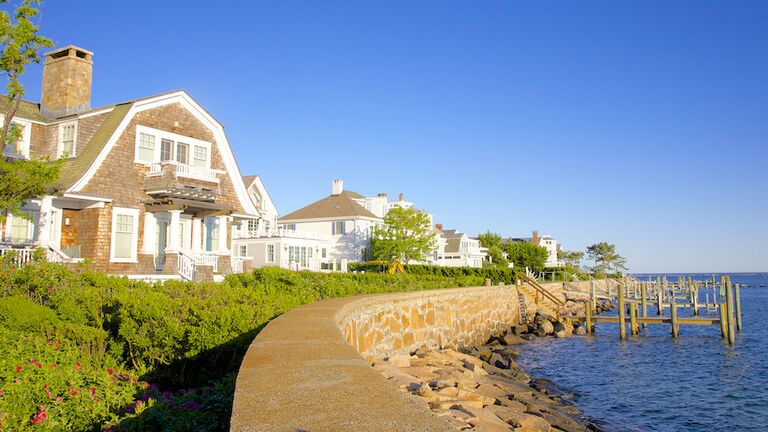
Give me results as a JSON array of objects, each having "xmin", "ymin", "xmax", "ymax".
[
  {"xmin": 332, "ymin": 222, "xmax": 336, "ymax": 235},
  {"xmin": 341, "ymin": 222, "xmax": 346, "ymax": 234}
]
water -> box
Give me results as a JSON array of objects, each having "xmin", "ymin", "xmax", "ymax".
[{"xmin": 515, "ymin": 273, "xmax": 768, "ymax": 432}]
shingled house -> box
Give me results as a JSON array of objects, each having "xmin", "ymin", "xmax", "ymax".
[{"xmin": 0, "ymin": 46, "xmax": 262, "ymax": 280}]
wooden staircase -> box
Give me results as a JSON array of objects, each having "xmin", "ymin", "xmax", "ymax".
[{"xmin": 515, "ymin": 272, "xmax": 566, "ymax": 321}]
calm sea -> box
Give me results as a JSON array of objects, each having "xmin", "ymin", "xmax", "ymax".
[{"xmin": 515, "ymin": 273, "xmax": 768, "ymax": 432}]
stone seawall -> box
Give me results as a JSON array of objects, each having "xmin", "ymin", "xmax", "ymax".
[
  {"xmin": 230, "ymin": 285, "xmax": 520, "ymax": 432},
  {"xmin": 338, "ymin": 285, "xmax": 520, "ymax": 363}
]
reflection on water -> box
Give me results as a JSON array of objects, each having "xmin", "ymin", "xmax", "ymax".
[{"xmin": 515, "ymin": 274, "xmax": 768, "ymax": 432}]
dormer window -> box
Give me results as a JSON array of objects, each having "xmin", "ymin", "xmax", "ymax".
[
  {"xmin": 135, "ymin": 125, "xmax": 212, "ymax": 167},
  {"xmin": 250, "ymin": 190, "xmax": 261, "ymax": 206},
  {"xmin": 58, "ymin": 122, "xmax": 77, "ymax": 157},
  {"xmin": 1, "ymin": 117, "xmax": 31, "ymax": 159}
]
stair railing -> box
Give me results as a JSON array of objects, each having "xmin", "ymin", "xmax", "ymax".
[{"xmin": 515, "ymin": 271, "xmax": 566, "ymax": 320}]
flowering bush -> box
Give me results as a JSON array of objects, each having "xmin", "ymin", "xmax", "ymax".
[{"xmin": 0, "ymin": 260, "xmax": 480, "ymax": 431}]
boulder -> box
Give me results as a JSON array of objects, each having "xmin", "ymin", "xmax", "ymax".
[
  {"xmin": 502, "ymin": 334, "xmax": 524, "ymax": 345},
  {"xmin": 489, "ymin": 352, "xmax": 510, "ymax": 369},
  {"xmin": 574, "ymin": 325, "xmax": 587, "ymax": 335},
  {"xmin": 553, "ymin": 321, "xmax": 566, "ymax": 333},
  {"xmin": 386, "ymin": 354, "xmax": 411, "ymax": 368},
  {"xmin": 539, "ymin": 320, "xmax": 555, "ymax": 335}
]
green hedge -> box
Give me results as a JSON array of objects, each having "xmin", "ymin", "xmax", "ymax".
[
  {"xmin": 0, "ymin": 258, "xmax": 485, "ymax": 431},
  {"xmin": 348, "ymin": 262, "xmax": 520, "ymax": 284}
]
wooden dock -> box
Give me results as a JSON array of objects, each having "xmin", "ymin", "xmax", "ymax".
[{"xmin": 575, "ymin": 275, "xmax": 742, "ymax": 344}]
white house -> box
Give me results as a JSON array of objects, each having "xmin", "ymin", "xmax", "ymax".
[
  {"xmin": 436, "ymin": 228, "xmax": 487, "ymax": 268},
  {"xmin": 277, "ymin": 180, "xmax": 382, "ymax": 265},
  {"xmin": 509, "ymin": 231, "xmax": 562, "ymax": 268},
  {"xmin": 231, "ymin": 176, "xmax": 337, "ymax": 272}
]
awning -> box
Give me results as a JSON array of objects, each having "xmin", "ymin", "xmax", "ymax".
[{"xmin": 145, "ymin": 198, "xmax": 232, "ymax": 217}]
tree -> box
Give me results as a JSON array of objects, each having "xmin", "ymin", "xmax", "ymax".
[
  {"xmin": 478, "ymin": 231, "xmax": 508, "ymax": 267},
  {"xmin": 0, "ymin": 0, "xmax": 60, "ymax": 223},
  {"xmin": 367, "ymin": 207, "xmax": 436, "ymax": 262},
  {"xmin": 504, "ymin": 240, "xmax": 548, "ymax": 272},
  {"xmin": 559, "ymin": 250, "xmax": 584, "ymax": 269},
  {"xmin": 586, "ymin": 242, "xmax": 627, "ymax": 276}
]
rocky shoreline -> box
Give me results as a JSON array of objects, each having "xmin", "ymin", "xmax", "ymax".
[{"xmin": 374, "ymin": 299, "xmax": 615, "ymax": 432}]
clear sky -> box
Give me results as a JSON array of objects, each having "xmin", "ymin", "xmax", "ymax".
[{"xmin": 18, "ymin": 1, "xmax": 768, "ymax": 273}]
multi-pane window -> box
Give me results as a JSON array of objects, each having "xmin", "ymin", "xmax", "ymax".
[
  {"xmin": 266, "ymin": 244, "xmax": 275, "ymax": 262},
  {"xmin": 138, "ymin": 132, "xmax": 155, "ymax": 162},
  {"xmin": 239, "ymin": 245, "xmax": 247, "ymax": 257},
  {"xmin": 247, "ymin": 219, "xmax": 259, "ymax": 234},
  {"xmin": 9, "ymin": 211, "xmax": 38, "ymax": 243},
  {"xmin": 60, "ymin": 124, "xmax": 76, "ymax": 156},
  {"xmin": 178, "ymin": 222, "xmax": 185, "ymax": 249},
  {"xmin": 193, "ymin": 145, "xmax": 207, "ymax": 167},
  {"xmin": 160, "ymin": 139, "xmax": 173, "ymax": 161},
  {"xmin": 114, "ymin": 214, "xmax": 134, "ymax": 259},
  {"xmin": 333, "ymin": 221, "xmax": 345, "ymax": 235},
  {"xmin": 204, "ymin": 218, "xmax": 218, "ymax": 251},
  {"xmin": 263, "ymin": 220, "xmax": 270, "ymax": 232},
  {"xmin": 176, "ymin": 142, "xmax": 189, "ymax": 164},
  {"xmin": 321, "ymin": 248, "xmax": 327, "ymax": 258}
]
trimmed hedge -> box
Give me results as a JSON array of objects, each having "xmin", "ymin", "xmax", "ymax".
[
  {"xmin": 0, "ymin": 257, "xmax": 485, "ymax": 431},
  {"xmin": 348, "ymin": 262, "xmax": 519, "ymax": 284}
]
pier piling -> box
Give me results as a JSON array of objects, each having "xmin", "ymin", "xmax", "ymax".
[
  {"xmin": 725, "ymin": 277, "xmax": 735, "ymax": 345},
  {"xmin": 641, "ymin": 282, "xmax": 648, "ymax": 329},
  {"xmin": 735, "ymin": 284, "xmax": 742, "ymax": 332},
  {"xmin": 630, "ymin": 302, "xmax": 638, "ymax": 335},
  {"xmin": 618, "ymin": 282, "xmax": 626, "ymax": 340},
  {"xmin": 670, "ymin": 301, "xmax": 679, "ymax": 337}
]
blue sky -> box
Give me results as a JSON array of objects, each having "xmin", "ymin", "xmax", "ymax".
[{"xmin": 18, "ymin": 1, "xmax": 768, "ymax": 273}]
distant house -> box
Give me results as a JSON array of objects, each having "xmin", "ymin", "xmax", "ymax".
[
  {"xmin": 509, "ymin": 230, "xmax": 562, "ymax": 268},
  {"xmin": 436, "ymin": 228, "xmax": 487, "ymax": 268},
  {"xmin": 231, "ymin": 175, "xmax": 335, "ymax": 272},
  {"xmin": 277, "ymin": 180, "xmax": 382, "ymax": 266},
  {"xmin": 0, "ymin": 45, "xmax": 261, "ymax": 280}
]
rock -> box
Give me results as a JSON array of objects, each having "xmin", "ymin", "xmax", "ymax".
[
  {"xmin": 497, "ymin": 397, "xmax": 528, "ymax": 412},
  {"xmin": 510, "ymin": 324, "xmax": 528, "ymax": 335},
  {"xmin": 554, "ymin": 329, "xmax": 570, "ymax": 338},
  {"xmin": 386, "ymin": 354, "xmax": 411, "ymax": 368},
  {"xmin": 521, "ymin": 333, "xmax": 537, "ymax": 341},
  {"xmin": 574, "ymin": 325, "xmax": 587, "ymax": 335},
  {"xmin": 539, "ymin": 320, "xmax": 555, "ymax": 335},
  {"xmin": 537, "ymin": 409, "xmax": 588, "ymax": 432},
  {"xmin": 481, "ymin": 361, "xmax": 531, "ymax": 384},
  {"xmin": 492, "ymin": 345, "xmax": 520, "ymax": 359},
  {"xmin": 553, "ymin": 321, "xmax": 566, "ymax": 333},
  {"xmin": 489, "ymin": 352, "xmax": 510, "ymax": 369},
  {"xmin": 502, "ymin": 334, "xmax": 524, "ymax": 345},
  {"xmin": 499, "ymin": 410, "xmax": 552, "ymax": 432},
  {"xmin": 413, "ymin": 345, "xmax": 430, "ymax": 358}
]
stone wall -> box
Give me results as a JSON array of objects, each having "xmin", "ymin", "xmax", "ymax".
[
  {"xmin": 231, "ymin": 285, "xmax": 520, "ymax": 431},
  {"xmin": 337, "ymin": 285, "xmax": 520, "ymax": 363}
]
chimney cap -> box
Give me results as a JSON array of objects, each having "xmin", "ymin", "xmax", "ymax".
[
  {"xmin": 45, "ymin": 45, "xmax": 94, "ymax": 58},
  {"xmin": 331, "ymin": 179, "xmax": 343, "ymax": 195}
]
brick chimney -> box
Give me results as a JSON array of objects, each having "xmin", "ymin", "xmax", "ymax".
[
  {"xmin": 332, "ymin": 179, "xmax": 343, "ymax": 195},
  {"xmin": 399, "ymin": 193, "xmax": 404, "ymax": 201},
  {"xmin": 532, "ymin": 230, "xmax": 539, "ymax": 245},
  {"xmin": 41, "ymin": 46, "xmax": 94, "ymax": 118},
  {"xmin": 435, "ymin": 224, "xmax": 443, "ymax": 230},
  {"xmin": 377, "ymin": 193, "xmax": 387, "ymax": 199}
]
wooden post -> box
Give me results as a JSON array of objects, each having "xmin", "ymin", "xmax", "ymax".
[
  {"xmin": 692, "ymin": 283, "xmax": 699, "ymax": 316},
  {"xmin": 618, "ymin": 282, "xmax": 626, "ymax": 340},
  {"xmin": 725, "ymin": 276, "xmax": 735, "ymax": 345},
  {"xmin": 641, "ymin": 282, "xmax": 648, "ymax": 329},
  {"xmin": 630, "ymin": 302, "xmax": 638, "ymax": 335},
  {"xmin": 657, "ymin": 290, "xmax": 663, "ymax": 315},
  {"xmin": 670, "ymin": 300, "xmax": 679, "ymax": 337},
  {"xmin": 718, "ymin": 304, "xmax": 727, "ymax": 338},
  {"xmin": 735, "ymin": 283, "xmax": 742, "ymax": 332},
  {"xmin": 585, "ymin": 301, "xmax": 592, "ymax": 335}
]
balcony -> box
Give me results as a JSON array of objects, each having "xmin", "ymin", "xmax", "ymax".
[
  {"xmin": 144, "ymin": 162, "xmax": 224, "ymax": 201},
  {"xmin": 234, "ymin": 228, "xmax": 329, "ymax": 241}
]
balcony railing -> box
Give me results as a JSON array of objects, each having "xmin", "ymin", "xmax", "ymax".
[
  {"xmin": 234, "ymin": 228, "xmax": 329, "ymax": 241},
  {"xmin": 146, "ymin": 161, "xmax": 223, "ymax": 184}
]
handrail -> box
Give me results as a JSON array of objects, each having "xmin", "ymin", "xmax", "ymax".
[
  {"xmin": 515, "ymin": 271, "xmax": 565, "ymax": 319},
  {"xmin": 178, "ymin": 249, "xmax": 196, "ymax": 281}
]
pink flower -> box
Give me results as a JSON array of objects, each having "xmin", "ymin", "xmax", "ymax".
[
  {"xmin": 50, "ymin": 364, "xmax": 56, "ymax": 368},
  {"xmin": 14, "ymin": 378, "xmax": 19, "ymax": 383},
  {"xmin": 107, "ymin": 369, "xmax": 113, "ymax": 375},
  {"xmin": 31, "ymin": 406, "xmax": 47, "ymax": 424},
  {"xmin": 0, "ymin": 390, "xmax": 4, "ymax": 396},
  {"xmin": 15, "ymin": 366, "xmax": 21, "ymax": 373},
  {"xmin": 75, "ymin": 362, "xmax": 82, "ymax": 370},
  {"xmin": 55, "ymin": 397, "xmax": 62, "ymax": 402},
  {"xmin": 136, "ymin": 400, "xmax": 142, "ymax": 407},
  {"xmin": 89, "ymin": 388, "xmax": 95, "ymax": 394},
  {"xmin": 43, "ymin": 383, "xmax": 48, "ymax": 389}
]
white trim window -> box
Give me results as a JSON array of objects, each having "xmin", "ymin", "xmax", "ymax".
[
  {"xmin": 110, "ymin": 207, "xmax": 140, "ymax": 262},
  {"xmin": 266, "ymin": 244, "xmax": 275, "ymax": 263},
  {"xmin": 134, "ymin": 124, "xmax": 212, "ymax": 167},
  {"xmin": 58, "ymin": 122, "xmax": 77, "ymax": 157},
  {"xmin": 239, "ymin": 245, "xmax": 247, "ymax": 257},
  {"xmin": 9, "ymin": 211, "xmax": 38, "ymax": 243},
  {"xmin": 137, "ymin": 132, "xmax": 156, "ymax": 162},
  {"xmin": 1, "ymin": 118, "xmax": 31, "ymax": 158}
]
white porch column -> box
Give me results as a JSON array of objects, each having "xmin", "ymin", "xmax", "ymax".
[
  {"xmin": 166, "ymin": 210, "xmax": 181, "ymax": 253},
  {"xmin": 191, "ymin": 217, "xmax": 203, "ymax": 253},
  {"xmin": 141, "ymin": 212, "xmax": 157, "ymax": 255},
  {"xmin": 36, "ymin": 195, "xmax": 54, "ymax": 247},
  {"xmin": 217, "ymin": 215, "xmax": 229, "ymax": 254}
]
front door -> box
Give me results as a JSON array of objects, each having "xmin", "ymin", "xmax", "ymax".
[{"xmin": 155, "ymin": 220, "xmax": 168, "ymax": 270}]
